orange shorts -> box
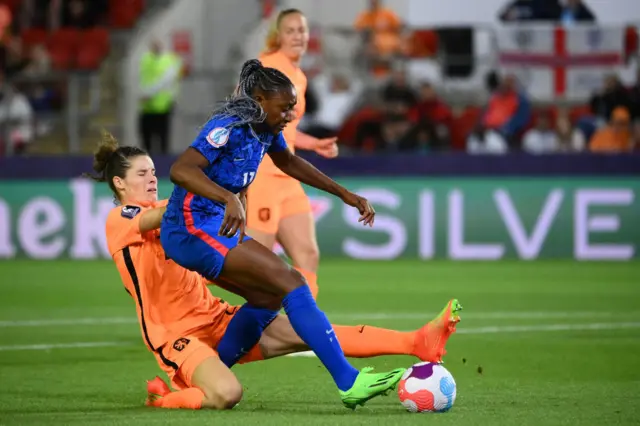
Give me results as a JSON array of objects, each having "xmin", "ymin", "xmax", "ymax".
[
  {"xmin": 246, "ymin": 173, "xmax": 311, "ymax": 234},
  {"xmin": 154, "ymin": 305, "xmax": 264, "ymax": 391}
]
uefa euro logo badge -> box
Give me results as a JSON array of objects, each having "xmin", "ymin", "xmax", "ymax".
[{"xmin": 206, "ymin": 127, "xmax": 230, "ymax": 148}]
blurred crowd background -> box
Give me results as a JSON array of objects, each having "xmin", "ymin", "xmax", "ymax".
[{"xmin": 0, "ymin": 0, "xmax": 638, "ymax": 157}]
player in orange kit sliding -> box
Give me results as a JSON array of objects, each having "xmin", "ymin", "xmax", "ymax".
[
  {"xmin": 91, "ymin": 134, "xmax": 461, "ymax": 410},
  {"xmin": 247, "ymin": 9, "xmax": 337, "ymax": 299}
]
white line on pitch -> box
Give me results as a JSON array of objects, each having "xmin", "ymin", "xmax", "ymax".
[
  {"xmin": 1, "ymin": 322, "xmax": 638, "ymax": 353},
  {"xmin": 0, "ymin": 341, "xmax": 124, "ymax": 352},
  {"xmin": 1, "ymin": 311, "xmax": 637, "ymax": 328}
]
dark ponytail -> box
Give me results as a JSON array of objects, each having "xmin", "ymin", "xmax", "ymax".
[{"xmin": 84, "ymin": 130, "xmax": 147, "ymax": 202}]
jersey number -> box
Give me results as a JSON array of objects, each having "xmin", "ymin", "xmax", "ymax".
[{"xmin": 243, "ymin": 172, "xmax": 256, "ymax": 186}]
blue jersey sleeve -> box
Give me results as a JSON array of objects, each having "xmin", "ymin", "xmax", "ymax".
[
  {"xmin": 190, "ymin": 120, "xmax": 232, "ymax": 164},
  {"xmin": 268, "ymin": 132, "xmax": 289, "ymax": 154}
]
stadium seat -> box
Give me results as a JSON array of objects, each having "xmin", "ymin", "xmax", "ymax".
[
  {"xmin": 48, "ymin": 47, "xmax": 73, "ymax": 70},
  {"xmin": 338, "ymin": 107, "xmax": 383, "ymax": 147},
  {"xmin": 75, "ymin": 45, "xmax": 104, "ymax": 70},
  {"xmin": 47, "ymin": 28, "xmax": 81, "ymax": 70},
  {"xmin": 74, "ymin": 28, "xmax": 109, "ymax": 70},
  {"xmin": 81, "ymin": 27, "xmax": 110, "ymax": 57},
  {"xmin": 48, "ymin": 28, "xmax": 81, "ymax": 51},
  {"xmin": 21, "ymin": 28, "xmax": 48, "ymax": 49},
  {"xmin": 450, "ymin": 106, "xmax": 482, "ymax": 151},
  {"xmin": 109, "ymin": 0, "xmax": 144, "ymax": 29}
]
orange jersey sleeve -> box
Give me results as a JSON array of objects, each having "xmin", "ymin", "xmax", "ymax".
[
  {"xmin": 105, "ymin": 204, "xmax": 147, "ymax": 256},
  {"xmin": 259, "ymin": 50, "xmax": 307, "ymax": 176},
  {"xmin": 105, "ymin": 199, "xmax": 169, "ymax": 255}
]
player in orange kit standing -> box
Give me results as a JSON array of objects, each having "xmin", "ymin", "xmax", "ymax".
[
  {"xmin": 91, "ymin": 134, "xmax": 462, "ymax": 410},
  {"xmin": 247, "ymin": 9, "xmax": 337, "ymax": 299}
]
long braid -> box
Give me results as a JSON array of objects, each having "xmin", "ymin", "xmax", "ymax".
[{"xmin": 209, "ymin": 59, "xmax": 292, "ymax": 128}]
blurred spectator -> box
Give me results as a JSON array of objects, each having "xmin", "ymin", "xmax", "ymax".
[
  {"xmin": 21, "ymin": 43, "xmax": 51, "ymax": 77},
  {"xmin": 405, "ymin": 29, "xmax": 438, "ymax": 58},
  {"xmin": 590, "ymin": 74, "xmax": 634, "ymax": 124},
  {"xmin": 580, "ymin": 74, "xmax": 635, "ymax": 142},
  {"xmin": 408, "ymin": 81, "xmax": 452, "ymax": 142},
  {"xmin": 1, "ymin": 37, "xmax": 29, "ymax": 77},
  {"xmin": 354, "ymin": 112, "xmax": 408, "ymax": 153},
  {"xmin": 500, "ymin": 0, "xmax": 557, "ymax": 22},
  {"xmin": 556, "ymin": 111, "xmax": 586, "ymax": 152},
  {"xmin": 60, "ymin": 0, "xmax": 98, "ymax": 29},
  {"xmin": 556, "ymin": 0, "xmax": 595, "ymax": 25},
  {"xmin": 138, "ymin": 39, "xmax": 183, "ymax": 154},
  {"xmin": 381, "ymin": 69, "xmax": 415, "ymax": 107},
  {"xmin": 633, "ymin": 122, "xmax": 640, "ymax": 150},
  {"xmin": 500, "ymin": 0, "xmax": 595, "ymax": 24},
  {"xmin": 485, "ymin": 70, "xmax": 501, "ymax": 93},
  {"xmin": 305, "ymin": 73, "xmax": 363, "ymax": 139},
  {"xmin": 379, "ymin": 113, "xmax": 413, "ymax": 151},
  {"xmin": 627, "ymin": 69, "xmax": 640, "ymax": 121},
  {"xmin": 522, "ymin": 110, "xmax": 559, "ymax": 154},
  {"xmin": 402, "ymin": 121, "xmax": 443, "ymax": 152},
  {"xmin": 0, "ymin": 72, "xmax": 34, "ymax": 154},
  {"xmin": 466, "ymin": 127, "xmax": 508, "ymax": 155},
  {"xmin": 480, "ymin": 74, "xmax": 531, "ymax": 146},
  {"xmin": 589, "ymin": 106, "xmax": 634, "ymax": 153},
  {"xmin": 20, "ymin": 0, "xmax": 56, "ymax": 30},
  {"xmin": 354, "ymin": 0, "xmax": 403, "ymax": 57}
]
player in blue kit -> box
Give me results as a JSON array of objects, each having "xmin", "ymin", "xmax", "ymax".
[{"xmin": 160, "ymin": 59, "xmax": 405, "ymax": 409}]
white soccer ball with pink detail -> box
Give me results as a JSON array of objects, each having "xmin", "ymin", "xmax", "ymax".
[{"xmin": 397, "ymin": 362, "xmax": 457, "ymax": 413}]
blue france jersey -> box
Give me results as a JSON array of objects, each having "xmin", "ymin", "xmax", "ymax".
[{"xmin": 165, "ymin": 115, "xmax": 288, "ymax": 221}]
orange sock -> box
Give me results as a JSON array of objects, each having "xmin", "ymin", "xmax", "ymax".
[
  {"xmin": 294, "ymin": 267, "xmax": 318, "ymax": 300},
  {"xmin": 333, "ymin": 325, "xmax": 416, "ymax": 358},
  {"xmin": 154, "ymin": 388, "xmax": 205, "ymax": 410},
  {"xmin": 237, "ymin": 343, "xmax": 265, "ymax": 364}
]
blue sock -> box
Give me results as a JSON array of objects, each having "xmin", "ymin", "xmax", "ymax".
[
  {"xmin": 216, "ymin": 303, "xmax": 278, "ymax": 368},
  {"xmin": 282, "ymin": 285, "xmax": 359, "ymax": 391}
]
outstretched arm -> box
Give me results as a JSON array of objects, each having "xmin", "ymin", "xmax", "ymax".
[
  {"xmin": 269, "ymin": 148, "xmax": 345, "ymax": 198},
  {"xmin": 295, "ymin": 131, "xmax": 339, "ymax": 158},
  {"xmin": 294, "ymin": 130, "xmax": 320, "ymax": 150},
  {"xmin": 268, "ymin": 149, "xmax": 374, "ymax": 226},
  {"xmin": 139, "ymin": 206, "xmax": 167, "ymax": 233}
]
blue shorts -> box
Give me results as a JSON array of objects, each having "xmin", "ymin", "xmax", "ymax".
[{"xmin": 160, "ymin": 213, "xmax": 252, "ymax": 279}]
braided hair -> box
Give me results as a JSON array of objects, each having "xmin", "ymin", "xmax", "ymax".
[{"xmin": 210, "ymin": 59, "xmax": 293, "ymax": 127}]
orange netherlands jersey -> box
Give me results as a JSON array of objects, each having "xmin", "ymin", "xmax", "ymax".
[
  {"xmin": 259, "ymin": 50, "xmax": 307, "ymax": 176},
  {"xmin": 105, "ymin": 199, "xmax": 227, "ymax": 352}
]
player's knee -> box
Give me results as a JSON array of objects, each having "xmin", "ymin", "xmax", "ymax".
[
  {"xmin": 293, "ymin": 244, "xmax": 320, "ymax": 272},
  {"xmin": 257, "ymin": 261, "xmax": 299, "ymax": 296},
  {"xmin": 201, "ymin": 379, "xmax": 243, "ymax": 410},
  {"xmin": 216, "ymin": 380, "xmax": 243, "ymax": 409},
  {"xmin": 282, "ymin": 267, "xmax": 307, "ymax": 293}
]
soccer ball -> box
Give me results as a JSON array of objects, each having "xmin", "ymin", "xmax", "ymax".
[{"xmin": 397, "ymin": 362, "xmax": 457, "ymax": 413}]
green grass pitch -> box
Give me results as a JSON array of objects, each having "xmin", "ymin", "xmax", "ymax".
[{"xmin": 0, "ymin": 260, "xmax": 638, "ymax": 425}]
